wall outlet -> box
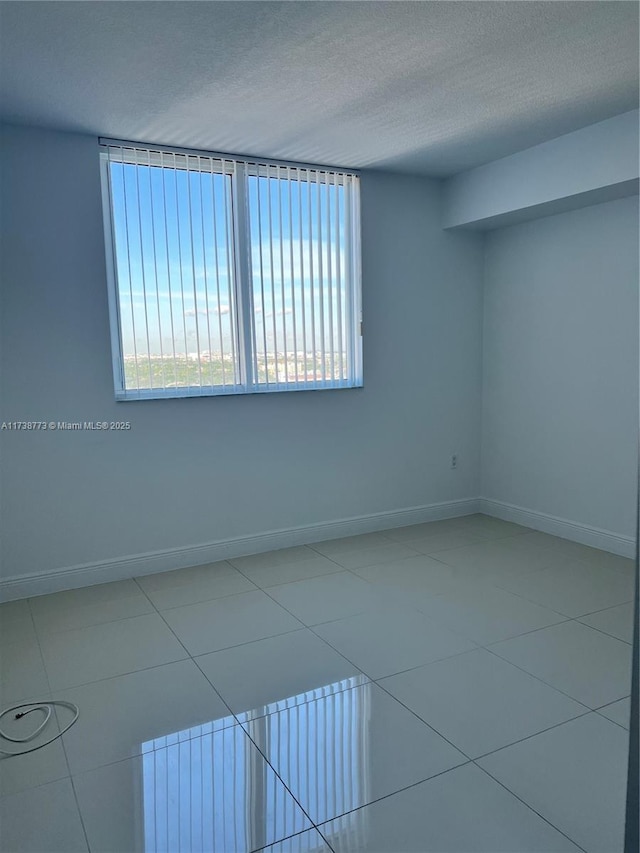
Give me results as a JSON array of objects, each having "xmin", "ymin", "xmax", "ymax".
[{"xmin": 450, "ymin": 454, "xmax": 458, "ymax": 469}]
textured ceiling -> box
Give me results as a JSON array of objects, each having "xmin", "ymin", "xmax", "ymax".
[{"xmin": 0, "ymin": 1, "xmax": 638, "ymax": 177}]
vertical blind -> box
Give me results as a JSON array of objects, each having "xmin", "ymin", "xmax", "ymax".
[{"xmin": 100, "ymin": 141, "xmax": 362, "ymax": 400}]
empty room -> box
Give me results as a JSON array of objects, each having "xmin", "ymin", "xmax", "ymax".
[{"xmin": 0, "ymin": 2, "xmax": 638, "ymax": 852}]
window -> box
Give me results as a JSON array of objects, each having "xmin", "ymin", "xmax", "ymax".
[{"xmin": 99, "ymin": 142, "xmax": 362, "ymax": 400}]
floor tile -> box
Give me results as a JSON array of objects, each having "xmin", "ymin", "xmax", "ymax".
[
  {"xmin": 578, "ymin": 601, "xmax": 634, "ymax": 643},
  {"xmin": 519, "ymin": 533, "xmax": 635, "ymax": 574},
  {"xmin": 382, "ymin": 517, "xmax": 471, "ymax": 543},
  {"xmin": 162, "ymin": 590, "xmax": 301, "ymax": 656},
  {"xmin": 314, "ymin": 606, "xmax": 475, "ymax": 679},
  {"xmin": 479, "ymin": 714, "xmax": 628, "ymax": 853},
  {"xmin": 326, "ymin": 542, "xmax": 420, "ymax": 571},
  {"xmin": 597, "ymin": 697, "xmax": 631, "ymax": 730},
  {"xmin": 237, "ymin": 554, "xmax": 343, "ymax": 588},
  {"xmin": 229, "ymin": 545, "xmax": 321, "ymax": 573},
  {"xmin": 348, "ymin": 554, "xmax": 459, "ymax": 599},
  {"xmin": 40, "ymin": 613, "xmax": 187, "ymax": 690},
  {"xmin": 414, "ymin": 584, "xmax": 565, "ymax": 645},
  {"xmin": 433, "ymin": 537, "xmax": 559, "ymax": 580},
  {"xmin": 0, "ymin": 639, "xmax": 49, "ymax": 704},
  {"xmin": 0, "ymin": 698, "xmax": 69, "ymax": 798},
  {"xmin": 405, "ymin": 530, "xmax": 485, "ymax": 555},
  {"xmin": 495, "ymin": 560, "xmax": 634, "ymax": 618},
  {"xmin": 379, "ymin": 648, "xmax": 585, "ymax": 758},
  {"xmin": 196, "ymin": 629, "xmax": 364, "ymax": 716},
  {"xmin": 29, "ymin": 580, "xmax": 154, "ymax": 635},
  {"xmin": 318, "ymin": 763, "xmax": 579, "ymax": 852},
  {"xmin": 75, "ymin": 726, "xmax": 312, "ymax": 853},
  {"xmin": 0, "ymin": 778, "xmax": 87, "ymax": 852},
  {"xmin": 309, "ymin": 532, "xmax": 394, "ymax": 558},
  {"xmin": 0, "ymin": 600, "xmax": 36, "ymax": 646},
  {"xmin": 56, "ymin": 659, "xmax": 233, "ymax": 774},
  {"xmin": 490, "ymin": 621, "xmax": 632, "ymax": 708},
  {"xmin": 267, "ymin": 572, "xmax": 377, "ymax": 626},
  {"xmin": 242, "ymin": 680, "xmax": 467, "ymax": 824},
  {"xmin": 453, "ymin": 514, "xmax": 530, "ymax": 540},
  {"xmin": 257, "ymin": 829, "xmax": 333, "ymax": 852},
  {"xmin": 136, "ymin": 560, "xmax": 256, "ymax": 609}
]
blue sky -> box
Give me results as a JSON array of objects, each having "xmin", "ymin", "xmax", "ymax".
[{"xmin": 110, "ymin": 162, "xmax": 348, "ymax": 366}]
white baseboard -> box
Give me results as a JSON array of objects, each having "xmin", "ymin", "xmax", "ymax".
[
  {"xmin": 0, "ymin": 498, "xmax": 480, "ymax": 602},
  {"xmin": 480, "ymin": 497, "xmax": 636, "ymax": 558}
]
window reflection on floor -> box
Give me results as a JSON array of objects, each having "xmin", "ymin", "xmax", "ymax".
[{"xmin": 140, "ymin": 677, "xmax": 370, "ymax": 852}]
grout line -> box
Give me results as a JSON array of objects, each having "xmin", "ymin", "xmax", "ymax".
[
  {"xmin": 576, "ymin": 598, "xmax": 635, "ymax": 618},
  {"xmin": 132, "ymin": 576, "xmax": 324, "ymax": 840},
  {"xmin": 24, "ymin": 598, "xmax": 92, "ymax": 853},
  {"xmin": 471, "ymin": 763, "xmax": 590, "ymax": 853},
  {"xmin": 594, "ymin": 696, "xmax": 632, "ymax": 711},
  {"xmin": 367, "ymin": 680, "xmax": 474, "ymax": 764},
  {"xmin": 28, "ymin": 603, "xmax": 168, "ymax": 640},
  {"xmin": 475, "ymin": 615, "xmax": 574, "ymax": 644},
  {"xmin": 593, "ymin": 707, "xmax": 630, "ymax": 731},
  {"xmin": 471, "ymin": 711, "xmax": 593, "ymax": 762},
  {"xmin": 569, "ymin": 616, "xmax": 632, "ymax": 645},
  {"xmin": 260, "ymin": 568, "xmax": 348, "ymax": 589},
  {"xmin": 313, "ymin": 824, "xmax": 338, "ymax": 853},
  {"xmin": 313, "ymin": 626, "xmax": 478, "ymax": 682},
  {"xmin": 481, "ymin": 644, "xmax": 604, "ymax": 711},
  {"xmin": 130, "ymin": 577, "xmax": 236, "ymax": 713},
  {"xmin": 303, "ymin": 763, "xmax": 475, "ymax": 836}
]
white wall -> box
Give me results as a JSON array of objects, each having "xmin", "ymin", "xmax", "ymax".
[
  {"xmin": 0, "ymin": 124, "xmax": 484, "ymax": 589},
  {"xmin": 481, "ymin": 196, "xmax": 639, "ymax": 540}
]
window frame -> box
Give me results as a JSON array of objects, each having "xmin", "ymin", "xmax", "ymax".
[{"xmin": 99, "ymin": 139, "xmax": 363, "ymax": 401}]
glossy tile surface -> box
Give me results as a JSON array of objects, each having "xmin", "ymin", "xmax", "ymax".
[
  {"xmin": 598, "ymin": 697, "xmax": 631, "ymax": 729},
  {"xmin": 451, "ymin": 515, "xmax": 530, "ymax": 540},
  {"xmin": 308, "ymin": 532, "xmax": 395, "ymax": 558},
  {"xmin": 162, "ymin": 589, "xmax": 302, "ymax": 655},
  {"xmin": 40, "ymin": 612, "xmax": 187, "ymax": 689},
  {"xmin": 351, "ymin": 554, "xmax": 461, "ymax": 599},
  {"xmin": 382, "ymin": 517, "xmax": 472, "ymax": 543},
  {"xmin": 196, "ymin": 629, "xmax": 363, "ymax": 715},
  {"xmin": 1, "ymin": 515, "xmax": 632, "ymax": 853},
  {"xmin": 578, "ymin": 601, "xmax": 635, "ymax": 643},
  {"xmin": 75, "ymin": 726, "xmax": 312, "ymax": 852},
  {"xmin": 0, "ymin": 600, "xmax": 35, "ymax": 647},
  {"xmin": 267, "ymin": 572, "xmax": 377, "ymax": 626},
  {"xmin": 322, "ymin": 541, "xmax": 420, "ymax": 570},
  {"xmin": 495, "ymin": 559, "xmax": 634, "ymax": 617},
  {"xmin": 229, "ymin": 545, "xmax": 322, "ymax": 574},
  {"xmin": 379, "ymin": 648, "xmax": 585, "ymax": 757},
  {"xmin": 479, "ymin": 714, "xmax": 628, "ymax": 853},
  {"xmin": 406, "ymin": 529, "xmax": 485, "ymax": 555},
  {"xmin": 314, "ymin": 605, "xmax": 475, "ymax": 679},
  {"xmin": 0, "ymin": 778, "xmax": 88, "ymax": 852},
  {"xmin": 433, "ymin": 537, "xmax": 558, "ymax": 580},
  {"xmin": 56, "ymin": 660, "xmax": 233, "ymax": 774},
  {"xmin": 490, "ymin": 620, "xmax": 632, "ymax": 708},
  {"xmin": 414, "ymin": 584, "xmax": 566, "ymax": 644},
  {"xmin": 136, "ymin": 560, "xmax": 256, "ymax": 609},
  {"xmin": 0, "ymin": 637, "xmax": 49, "ymax": 704},
  {"xmin": 241, "ymin": 680, "xmax": 467, "ymax": 823},
  {"xmin": 319, "ymin": 763, "xmax": 579, "ymax": 852},
  {"xmin": 518, "ymin": 533, "xmax": 635, "ymax": 573},
  {"xmin": 257, "ymin": 829, "xmax": 333, "ymax": 852},
  {"xmin": 29, "ymin": 579, "xmax": 154, "ymax": 634},
  {"xmin": 235, "ymin": 553, "xmax": 342, "ymax": 589}
]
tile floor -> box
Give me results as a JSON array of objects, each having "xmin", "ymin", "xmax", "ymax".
[{"xmin": 0, "ymin": 513, "xmax": 634, "ymax": 853}]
